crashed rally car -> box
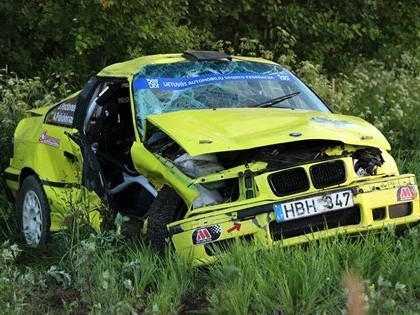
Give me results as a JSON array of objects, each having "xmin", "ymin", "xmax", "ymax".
[{"xmin": 4, "ymin": 50, "xmax": 420, "ymax": 264}]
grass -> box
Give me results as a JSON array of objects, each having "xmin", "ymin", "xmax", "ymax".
[
  {"xmin": 1, "ymin": 227, "xmax": 420, "ymax": 314},
  {"xmin": 1, "ymin": 156, "xmax": 420, "ymax": 314},
  {"xmin": 393, "ymin": 149, "xmax": 420, "ymax": 178}
]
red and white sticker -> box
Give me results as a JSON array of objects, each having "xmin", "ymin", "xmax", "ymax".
[
  {"xmin": 397, "ymin": 185, "xmax": 417, "ymax": 201},
  {"xmin": 192, "ymin": 225, "xmax": 222, "ymax": 245},
  {"xmin": 39, "ymin": 131, "xmax": 60, "ymax": 148}
]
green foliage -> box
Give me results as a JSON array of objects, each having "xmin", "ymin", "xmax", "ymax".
[
  {"xmin": 0, "ymin": 191, "xmax": 15, "ymax": 242},
  {"xmin": 0, "ymin": 0, "xmax": 200, "ymax": 81},
  {"xmin": 54, "ymin": 230, "xmax": 195, "ymax": 313},
  {"xmin": 202, "ymin": 230, "xmax": 420, "ymax": 314},
  {"xmin": 2, "ymin": 1, "xmax": 419, "ymax": 79},
  {"xmin": 147, "ymin": 251, "xmax": 197, "ymax": 314},
  {"xmin": 0, "ymin": 72, "xmax": 69, "ymax": 171},
  {"xmin": 0, "ymin": 0, "xmax": 420, "ymax": 312},
  {"xmin": 394, "ymin": 150, "xmax": 420, "ymax": 179},
  {"xmin": 0, "ymin": 73, "xmax": 69, "ymax": 243},
  {"xmin": 0, "ymin": 241, "xmax": 26, "ymax": 314},
  {"xmin": 2, "ymin": 219, "xmax": 420, "ymax": 313},
  {"xmin": 189, "ymin": 0, "xmax": 420, "ymax": 76},
  {"xmin": 294, "ymin": 61, "xmax": 335, "ymax": 104},
  {"xmin": 332, "ymin": 60, "xmax": 420, "ymax": 151}
]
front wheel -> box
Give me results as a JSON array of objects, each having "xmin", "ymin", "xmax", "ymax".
[
  {"xmin": 146, "ymin": 187, "xmax": 184, "ymax": 253},
  {"xmin": 16, "ymin": 175, "xmax": 51, "ymax": 246}
]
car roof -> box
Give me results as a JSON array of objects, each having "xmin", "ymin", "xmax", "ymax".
[{"xmin": 96, "ymin": 52, "xmax": 278, "ymax": 78}]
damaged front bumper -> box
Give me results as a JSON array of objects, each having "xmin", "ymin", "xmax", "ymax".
[{"xmin": 168, "ymin": 174, "xmax": 420, "ymax": 265}]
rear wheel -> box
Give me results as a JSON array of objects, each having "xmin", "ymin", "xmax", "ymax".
[
  {"xmin": 146, "ymin": 187, "xmax": 184, "ymax": 253},
  {"xmin": 16, "ymin": 175, "xmax": 51, "ymax": 246}
]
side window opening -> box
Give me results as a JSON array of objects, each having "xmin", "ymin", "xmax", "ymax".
[
  {"xmin": 84, "ymin": 80, "xmax": 156, "ymax": 219},
  {"xmin": 86, "ymin": 81, "xmax": 134, "ymax": 179}
]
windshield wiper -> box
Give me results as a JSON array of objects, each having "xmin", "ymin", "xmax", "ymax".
[{"xmin": 256, "ymin": 91, "xmax": 300, "ymax": 108}]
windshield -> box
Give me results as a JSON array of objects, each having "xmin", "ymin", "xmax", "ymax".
[{"xmin": 133, "ymin": 60, "xmax": 330, "ymax": 133}]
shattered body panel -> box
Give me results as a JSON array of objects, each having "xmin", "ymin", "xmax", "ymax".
[{"xmin": 4, "ymin": 51, "xmax": 420, "ymax": 265}]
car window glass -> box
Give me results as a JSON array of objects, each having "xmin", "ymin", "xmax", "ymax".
[
  {"xmin": 132, "ymin": 61, "xmax": 331, "ymax": 134},
  {"xmin": 45, "ymin": 96, "xmax": 78, "ymax": 127}
]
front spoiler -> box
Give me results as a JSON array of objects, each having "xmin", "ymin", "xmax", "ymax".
[{"xmin": 169, "ymin": 174, "xmax": 420, "ymax": 265}]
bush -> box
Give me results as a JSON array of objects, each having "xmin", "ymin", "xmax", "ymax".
[
  {"xmin": 0, "ymin": 73, "xmax": 65, "ymax": 170},
  {"xmin": 292, "ymin": 58, "xmax": 420, "ymax": 152},
  {"xmin": 332, "ymin": 60, "xmax": 420, "ymax": 151},
  {"xmin": 0, "ymin": 72, "xmax": 70, "ymax": 241}
]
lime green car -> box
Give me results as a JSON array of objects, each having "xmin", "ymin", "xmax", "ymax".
[{"xmin": 4, "ymin": 50, "xmax": 420, "ymax": 264}]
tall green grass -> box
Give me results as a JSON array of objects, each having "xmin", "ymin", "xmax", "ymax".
[
  {"xmin": 395, "ymin": 150, "xmax": 420, "ymax": 179},
  {"xmin": 1, "ymin": 226, "xmax": 420, "ymax": 314},
  {"xmin": 204, "ymin": 231, "xmax": 415, "ymax": 314}
]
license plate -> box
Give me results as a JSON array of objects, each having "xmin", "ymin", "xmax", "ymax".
[{"xmin": 274, "ymin": 190, "xmax": 354, "ymax": 222}]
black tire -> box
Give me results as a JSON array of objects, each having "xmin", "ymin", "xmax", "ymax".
[
  {"xmin": 16, "ymin": 175, "xmax": 51, "ymax": 246},
  {"xmin": 146, "ymin": 186, "xmax": 183, "ymax": 253}
]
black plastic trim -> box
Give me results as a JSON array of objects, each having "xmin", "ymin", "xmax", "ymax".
[
  {"xmin": 40, "ymin": 180, "xmax": 80, "ymax": 188},
  {"xmin": 3, "ymin": 172, "xmax": 18, "ymax": 182},
  {"xmin": 183, "ymin": 50, "xmax": 232, "ymax": 61}
]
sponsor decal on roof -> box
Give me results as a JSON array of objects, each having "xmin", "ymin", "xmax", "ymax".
[
  {"xmin": 39, "ymin": 131, "xmax": 60, "ymax": 148},
  {"xmin": 192, "ymin": 225, "xmax": 222, "ymax": 245},
  {"xmin": 134, "ymin": 72, "xmax": 292, "ymax": 91},
  {"xmin": 397, "ymin": 185, "xmax": 417, "ymax": 201}
]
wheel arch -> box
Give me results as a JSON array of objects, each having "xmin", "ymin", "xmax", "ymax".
[{"xmin": 19, "ymin": 167, "xmax": 38, "ymax": 187}]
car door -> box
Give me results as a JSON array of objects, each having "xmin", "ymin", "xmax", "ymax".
[
  {"xmin": 67, "ymin": 77, "xmax": 112, "ymax": 205},
  {"xmin": 66, "ymin": 77, "xmax": 134, "ymax": 223},
  {"xmin": 40, "ymin": 94, "xmax": 99, "ymax": 229}
]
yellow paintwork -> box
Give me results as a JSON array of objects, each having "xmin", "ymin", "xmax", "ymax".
[
  {"xmin": 147, "ymin": 108, "xmax": 391, "ymax": 156},
  {"xmin": 130, "ymin": 141, "xmax": 200, "ymax": 208},
  {"xmin": 169, "ymin": 156, "xmax": 400, "ymax": 217},
  {"xmin": 9, "ymin": 120, "xmax": 78, "ymax": 186},
  {"xmin": 5, "ymin": 52, "xmax": 420, "ymax": 265},
  {"xmin": 6, "ymin": 114, "xmax": 103, "ymax": 231},
  {"xmin": 170, "ymin": 174, "xmax": 420, "ymax": 265}
]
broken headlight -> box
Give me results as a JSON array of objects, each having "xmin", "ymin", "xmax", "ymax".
[{"xmin": 353, "ymin": 148, "xmax": 384, "ymax": 176}]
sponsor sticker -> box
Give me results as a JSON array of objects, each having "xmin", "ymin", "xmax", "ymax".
[
  {"xmin": 45, "ymin": 98, "xmax": 77, "ymax": 127},
  {"xmin": 310, "ymin": 116, "xmax": 353, "ymax": 127},
  {"xmin": 397, "ymin": 185, "xmax": 417, "ymax": 201},
  {"xmin": 134, "ymin": 72, "xmax": 291, "ymax": 91},
  {"xmin": 39, "ymin": 131, "xmax": 60, "ymax": 148},
  {"xmin": 192, "ymin": 225, "xmax": 222, "ymax": 245}
]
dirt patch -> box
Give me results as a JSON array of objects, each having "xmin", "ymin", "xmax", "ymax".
[
  {"xmin": 25, "ymin": 285, "xmax": 89, "ymax": 315},
  {"xmin": 179, "ymin": 292, "xmax": 210, "ymax": 314}
]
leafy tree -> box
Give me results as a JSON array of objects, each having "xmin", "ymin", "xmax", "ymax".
[
  {"xmin": 0, "ymin": 0, "xmax": 199, "ymax": 82},
  {"xmin": 188, "ymin": 0, "xmax": 420, "ymax": 75}
]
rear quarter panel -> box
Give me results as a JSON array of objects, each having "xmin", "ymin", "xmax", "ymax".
[
  {"xmin": 8, "ymin": 114, "xmax": 104, "ymax": 231},
  {"xmin": 11, "ymin": 116, "xmax": 80, "ymax": 184}
]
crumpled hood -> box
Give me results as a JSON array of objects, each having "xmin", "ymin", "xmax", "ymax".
[{"xmin": 147, "ymin": 108, "xmax": 390, "ymax": 156}]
